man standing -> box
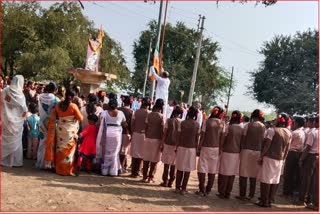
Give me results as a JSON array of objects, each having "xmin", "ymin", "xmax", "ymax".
[{"xmin": 149, "ymin": 66, "xmax": 170, "ymax": 117}]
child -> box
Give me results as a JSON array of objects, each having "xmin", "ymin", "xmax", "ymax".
[
  {"xmin": 142, "ymin": 99, "xmax": 164, "ymax": 183},
  {"xmin": 217, "ymin": 110, "xmax": 244, "ymax": 199},
  {"xmin": 130, "ymin": 97, "xmax": 151, "ymax": 178},
  {"xmin": 196, "ymin": 106, "xmax": 226, "ymax": 196},
  {"xmin": 160, "ymin": 105, "xmax": 182, "ymax": 187},
  {"xmin": 176, "ymin": 106, "xmax": 200, "ymax": 195},
  {"xmin": 26, "ymin": 103, "xmax": 40, "ymax": 160},
  {"xmin": 76, "ymin": 114, "xmax": 99, "ymax": 173}
]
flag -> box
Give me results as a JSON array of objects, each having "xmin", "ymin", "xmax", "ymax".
[{"xmin": 149, "ymin": 42, "xmax": 160, "ymax": 81}]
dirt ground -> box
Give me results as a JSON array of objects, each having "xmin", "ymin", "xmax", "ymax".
[{"xmin": 1, "ymin": 159, "xmax": 309, "ymax": 212}]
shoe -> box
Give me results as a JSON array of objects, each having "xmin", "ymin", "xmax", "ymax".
[
  {"xmin": 168, "ymin": 182, "xmax": 173, "ymax": 188},
  {"xmin": 148, "ymin": 178, "xmax": 156, "ymax": 183},
  {"xmin": 180, "ymin": 190, "xmax": 189, "ymax": 195},
  {"xmin": 141, "ymin": 178, "xmax": 148, "ymax": 183},
  {"xmin": 160, "ymin": 182, "xmax": 168, "ymax": 187},
  {"xmin": 195, "ymin": 191, "xmax": 206, "ymax": 196},
  {"xmin": 254, "ymin": 201, "xmax": 271, "ymax": 208},
  {"xmin": 236, "ymin": 196, "xmax": 247, "ymax": 201},
  {"xmin": 216, "ymin": 193, "xmax": 225, "ymax": 199},
  {"xmin": 175, "ymin": 189, "xmax": 181, "ymax": 194}
]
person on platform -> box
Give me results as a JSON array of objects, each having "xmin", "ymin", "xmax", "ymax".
[{"xmin": 149, "ymin": 65, "xmax": 170, "ymax": 117}]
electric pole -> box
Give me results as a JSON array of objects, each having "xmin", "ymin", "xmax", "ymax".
[
  {"xmin": 150, "ymin": 0, "xmax": 164, "ymax": 100},
  {"xmin": 187, "ymin": 15, "xmax": 205, "ymax": 106},
  {"xmin": 225, "ymin": 66, "xmax": 234, "ymax": 114},
  {"xmin": 142, "ymin": 38, "xmax": 152, "ymax": 97}
]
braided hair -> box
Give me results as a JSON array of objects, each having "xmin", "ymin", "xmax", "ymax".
[
  {"xmin": 59, "ymin": 90, "xmax": 76, "ymax": 112},
  {"xmin": 230, "ymin": 110, "xmax": 242, "ymax": 124},
  {"xmin": 152, "ymin": 99, "xmax": 164, "ymax": 113},
  {"xmin": 186, "ymin": 106, "xmax": 198, "ymax": 120},
  {"xmin": 209, "ymin": 106, "xmax": 225, "ymax": 119},
  {"xmin": 170, "ymin": 105, "xmax": 182, "ymax": 119},
  {"xmin": 251, "ymin": 109, "xmax": 264, "ymax": 121},
  {"xmin": 276, "ymin": 113, "xmax": 291, "ymax": 128}
]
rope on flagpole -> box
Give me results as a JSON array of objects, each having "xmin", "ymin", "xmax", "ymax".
[{"xmin": 159, "ymin": 0, "xmax": 169, "ymax": 72}]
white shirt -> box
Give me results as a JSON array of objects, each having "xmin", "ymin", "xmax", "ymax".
[
  {"xmin": 305, "ymin": 128, "xmax": 319, "ymax": 154},
  {"xmin": 196, "ymin": 109, "xmax": 203, "ymax": 127},
  {"xmin": 149, "ymin": 66, "xmax": 170, "ymax": 103},
  {"xmin": 289, "ymin": 127, "xmax": 305, "ymax": 152}
]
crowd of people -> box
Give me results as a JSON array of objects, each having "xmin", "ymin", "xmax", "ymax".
[{"xmin": 0, "ymin": 74, "xmax": 318, "ymax": 211}]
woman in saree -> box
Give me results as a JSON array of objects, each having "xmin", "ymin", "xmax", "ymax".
[
  {"xmin": 45, "ymin": 90, "xmax": 83, "ymax": 176},
  {"xmin": 96, "ymin": 98, "xmax": 126, "ymax": 176},
  {"xmin": 36, "ymin": 82, "xmax": 59, "ymax": 169},
  {"xmin": 2, "ymin": 75, "xmax": 28, "ymax": 167}
]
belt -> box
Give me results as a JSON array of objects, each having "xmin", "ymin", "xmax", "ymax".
[{"xmin": 107, "ymin": 124, "xmax": 121, "ymax": 127}]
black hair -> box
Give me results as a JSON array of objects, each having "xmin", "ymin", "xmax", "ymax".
[
  {"xmin": 230, "ymin": 110, "xmax": 242, "ymax": 124},
  {"xmin": 28, "ymin": 102, "xmax": 38, "ymax": 114},
  {"xmin": 141, "ymin": 97, "xmax": 151, "ymax": 108},
  {"xmin": 108, "ymin": 92, "xmax": 117, "ymax": 100},
  {"xmin": 244, "ymin": 116, "xmax": 250, "ymax": 123},
  {"xmin": 27, "ymin": 81, "xmax": 33, "ymax": 87},
  {"xmin": 87, "ymin": 114, "xmax": 99, "ymax": 123},
  {"xmin": 186, "ymin": 106, "xmax": 198, "ymax": 120},
  {"xmin": 73, "ymin": 85, "xmax": 80, "ymax": 94},
  {"xmin": 209, "ymin": 106, "xmax": 225, "ymax": 119},
  {"xmin": 59, "ymin": 90, "xmax": 76, "ymax": 112},
  {"xmin": 276, "ymin": 112, "xmax": 290, "ymax": 128},
  {"xmin": 108, "ymin": 98, "xmax": 118, "ymax": 110},
  {"xmin": 122, "ymin": 95, "xmax": 131, "ymax": 106},
  {"xmin": 152, "ymin": 99, "xmax": 164, "ymax": 113},
  {"xmin": 251, "ymin": 109, "xmax": 264, "ymax": 121},
  {"xmin": 294, "ymin": 116, "xmax": 305, "ymax": 127},
  {"xmin": 46, "ymin": 82, "xmax": 57, "ymax": 93},
  {"xmin": 170, "ymin": 105, "xmax": 182, "ymax": 118}
]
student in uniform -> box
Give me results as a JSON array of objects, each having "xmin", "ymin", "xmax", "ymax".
[
  {"xmin": 217, "ymin": 111, "xmax": 244, "ymax": 199},
  {"xmin": 282, "ymin": 116, "xmax": 305, "ymax": 196},
  {"xmin": 130, "ymin": 97, "xmax": 151, "ymax": 178},
  {"xmin": 160, "ymin": 105, "xmax": 183, "ymax": 187},
  {"xmin": 142, "ymin": 99, "xmax": 164, "ymax": 183},
  {"xmin": 237, "ymin": 109, "xmax": 266, "ymax": 201},
  {"xmin": 298, "ymin": 115, "xmax": 319, "ymax": 206},
  {"xmin": 196, "ymin": 106, "xmax": 226, "ymax": 196},
  {"xmin": 255, "ymin": 113, "xmax": 292, "ymax": 208},
  {"xmin": 176, "ymin": 106, "xmax": 200, "ymax": 195},
  {"xmin": 118, "ymin": 96, "xmax": 134, "ymax": 173}
]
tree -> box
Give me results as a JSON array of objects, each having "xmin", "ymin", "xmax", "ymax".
[
  {"xmin": 132, "ymin": 21, "xmax": 230, "ymax": 109},
  {"xmin": 2, "ymin": 2, "xmax": 130, "ymax": 87},
  {"xmin": 250, "ymin": 29, "xmax": 318, "ymax": 114}
]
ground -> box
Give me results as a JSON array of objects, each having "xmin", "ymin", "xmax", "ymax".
[{"xmin": 2, "ymin": 159, "xmax": 309, "ymax": 212}]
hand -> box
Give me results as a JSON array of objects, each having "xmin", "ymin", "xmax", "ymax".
[
  {"xmin": 196, "ymin": 148, "xmax": 201, "ymax": 157},
  {"xmin": 159, "ymin": 144, "xmax": 164, "ymax": 152}
]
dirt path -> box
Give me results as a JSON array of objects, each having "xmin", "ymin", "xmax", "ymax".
[{"xmin": 2, "ymin": 159, "xmax": 308, "ymax": 212}]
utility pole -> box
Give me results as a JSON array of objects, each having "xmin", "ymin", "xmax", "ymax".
[
  {"xmin": 142, "ymin": 38, "xmax": 152, "ymax": 97},
  {"xmin": 225, "ymin": 66, "xmax": 234, "ymax": 114},
  {"xmin": 150, "ymin": 0, "xmax": 164, "ymax": 100},
  {"xmin": 187, "ymin": 15, "xmax": 205, "ymax": 106}
]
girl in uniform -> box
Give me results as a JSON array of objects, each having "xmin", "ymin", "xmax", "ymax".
[
  {"xmin": 217, "ymin": 111, "xmax": 244, "ymax": 199},
  {"xmin": 130, "ymin": 97, "xmax": 151, "ymax": 178},
  {"xmin": 142, "ymin": 99, "xmax": 164, "ymax": 183},
  {"xmin": 175, "ymin": 106, "xmax": 200, "ymax": 195},
  {"xmin": 160, "ymin": 105, "xmax": 183, "ymax": 187},
  {"xmin": 196, "ymin": 106, "xmax": 226, "ymax": 196}
]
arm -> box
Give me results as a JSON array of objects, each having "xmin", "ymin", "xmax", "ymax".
[
  {"xmin": 150, "ymin": 66, "xmax": 163, "ymax": 82},
  {"xmin": 73, "ymin": 104, "xmax": 84, "ymax": 121}
]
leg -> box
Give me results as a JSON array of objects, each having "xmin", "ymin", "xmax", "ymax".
[
  {"xmin": 119, "ymin": 154, "xmax": 126, "ymax": 172},
  {"xmin": 217, "ymin": 174, "xmax": 227, "ymax": 197},
  {"xmin": 256, "ymin": 182, "xmax": 271, "ymax": 207},
  {"xmin": 142, "ymin": 161, "xmax": 150, "ymax": 180},
  {"xmin": 181, "ymin": 171, "xmax": 190, "ymax": 192},
  {"xmin": 206, "ymin": 173, "xmax": 215, "ymax": 194},
  {"xmin": 249, "ymin": 177, "xmax": 257, "ymax": 199},
  {"xmin": 148, "ymin": 162, "xmax": 158, "ymax": 182},
  {"xmin": 197, "ymin": 172, "xmax": 206, "ymax": 193},
  {"xmin": 299, "ymin": 155, "xmax": 316, "ymax": 203},
  {"xmin": 269, "ymin": 184, "xmax": 279, "ymax": 204},
  {"xmin": 85, "ymin": 158, "xmax": 92, "ymax": 171},
  {"xmin": 32, "ymin": 138, "xmax": 39, "ymax": 160},
  {"xmin": 225, "ymin": 175, "xmax": 235, "ymax": 199},
  {"xmin": 168, "ymin": 165, "xmax": 176, "ymax": 187},
  {"xmin": 238, "ymin": 176, "xmax": 247, "ymax": 199},
  {"xmin": 137, "ymin": 158, "xmax": 143, "ymax": 176},
  {"xmin": 283, "ymin": 151, "xmax": 295, "ymax": 195},
  {"xmin": 131, "ymin": 157, "xmax": 137, "ymax": 176},
  {"xmin": 176, "ymin": 170, "xmax": 183, "ymax": 191},
  {"xmin": 161, "ymin": 164, "xmax": 169, "ymax": 186},
  {"xmin": 27, "ymin": 137, "xmax": 32, "ymax": 159}
]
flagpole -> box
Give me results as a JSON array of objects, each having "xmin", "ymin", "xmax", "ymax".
[{"xmin": 150, "ymin": 0, "xmax": 164, "ymax": 101}]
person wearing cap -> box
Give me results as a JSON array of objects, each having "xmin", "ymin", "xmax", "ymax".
[
  {"xmin": 282, "ymin": 116, "xmax": 306, "ymax": 197},
  {"xmin": 237, "ymin": 109, "xmax": 266, "ymax": 201},
  {"xmin": 149, "ymin": 66, "xmax": 170, "ymax": 118},
  {"xmin": 255, "ymin": 113, "xmax": 292, "ymax": 207},
  {"xmin": 298, "ymin": 115, "xmax": 319, "ymax": 207}
]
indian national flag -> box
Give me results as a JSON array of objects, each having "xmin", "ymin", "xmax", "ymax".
[{"xmin": 149, "ymin": 43, "xmax": 160, "ymax": 81}]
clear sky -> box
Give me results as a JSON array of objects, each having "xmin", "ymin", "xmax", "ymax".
[{"xmin": 41, "ymin": 1, "xmax": 318, "ymax": 113}]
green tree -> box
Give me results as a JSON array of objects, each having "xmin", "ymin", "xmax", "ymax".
[
  {"xmin": 250, "ymin": 29, "xmax": 318, "ymax": 114},
  {"xmin": 2, "ymin": 2, "xmax": 130, "ymax": 87},
  {"xmin": 132, "ymin": 21, "xmax": 230, "ymax": 109}
]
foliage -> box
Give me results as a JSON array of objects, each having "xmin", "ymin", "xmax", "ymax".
[
  {"xmin": 2, "ymin": 2, "xmax": 130, "ymax": 87},
  {"xmin": 249, "ymin": 29, "xmax": 318, "ymax": 115},
  {"xmin": 132, "ymin": 21, "xmax": 231, "ymax": 109}
]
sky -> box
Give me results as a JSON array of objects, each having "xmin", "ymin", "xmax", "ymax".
[{"xmin": 41, "ymin": 1, "xmax": 318, "ymax": 113}]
